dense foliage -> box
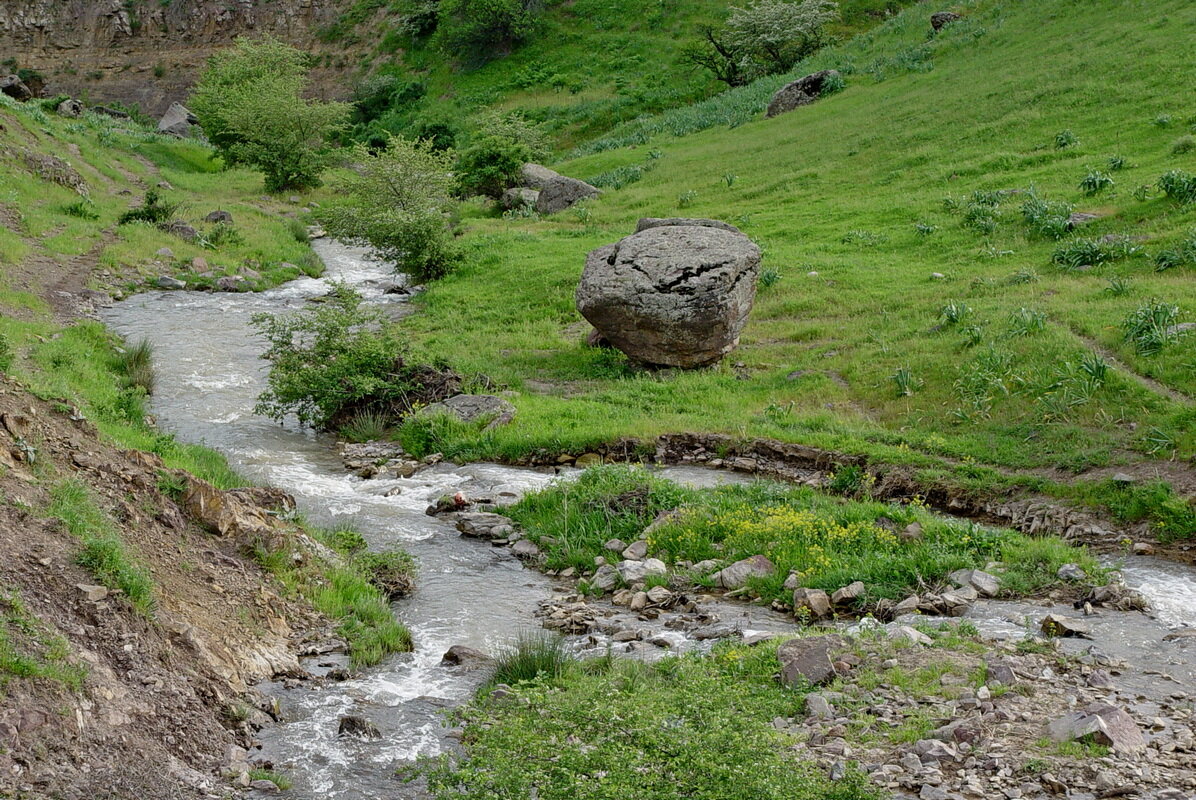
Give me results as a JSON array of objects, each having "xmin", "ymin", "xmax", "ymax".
[
  {"xmin": 190, "ymin": 37, "xmax": 350, "ymax": 191},
  {"xmin": 321, "ymin": 137, "xmax": 461, "ymax": 280},
  {"xmin": 454, "ymin": 113, "xmax": 550, "ymax": 198},
  {"xmin": 433, "ymin": 0, "xmax": 544, "ymax": 63}
]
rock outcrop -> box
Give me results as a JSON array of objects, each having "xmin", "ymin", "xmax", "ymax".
[
  {"xmin": 0, "ymin": 74, "xmax": 31, "ymax": 101},
  {"xmin": 765, "ymin": 69, "xmax": 842, "ymax": 118},
  {"xmin": 576, "ymin": 219, "xmax": 761, "ymax": 368}
]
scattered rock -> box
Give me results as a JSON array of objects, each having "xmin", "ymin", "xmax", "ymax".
[
  {"xmin": 155, "ymin": 247, "xmax": 175, "ymax": 259},
  {"xmin": 806, "ymin": 692, "xmax": 835, "ymax": 719},
  {"xmin": 249, "ymin": 779, "xmax": 280, "ymax": 792},
  {"xmin": 510, "ymin": 539, "xmax": 541, "ymax": 559},
  {"xmin": 576, "ymin": 222, "xmax": 761, "ymax": 368},
  {"xmin": 1048, "ymin": 703, "xmax": 1145, "ymax": 753},
  {"xmin": 765, "ymin": 70, "xmax": 842, "ymax": 118},
  {"xmin": 831, "ymin": 580, "xmax": 865, "ymax": 605},
  {"xmin": 501, "ymin": 187, "xmax": 540, "ymax": 210},
  {"xmin": 930, "ymin": 11, "xmax": 962, "ymax": 30},
  {"xmin": 535, "ymin": 175, "xmax": 601, "ymax": 214},
  {"xmin": 338, "ymin": 715, "xmax": 381, "ymax": 740},
  {"xmin": 1041, "ymin": 613, "xmax": 1091, "ymax": 638},
  {"xmin": 77, "ymin": 584, "xmax": 109, "ymax": 602},
  {"xmin": 777, "ymin": 635, "xmax": 848, "ymax": 687},
  {"xmin": 1057, "ymin": 563, "xmax": 1087, "ymax": 581},
  {"xmin": 417, "ymin": 394, "xmax": 516, "ymax": 429},
  {"xmin": 712, "ymin": 554, "xmax": 775, "ymax": 590},
  {"xmin": 155, "ymin": 276, "xmax": 186, "ymax": 290},
  {"xmin": 604, "ymin": 538, "xmax": 628, "ymax": 552},
  {"xmin": 617, "ymin": 558, "xmax": 667, "ymax": 583},
  {"xmin": 792, "ymin": 587, "xmax": 833, "ymax": 619},
  {"xmin": 621, "ymin": 540, "xmax": 648, "ymax": 560},
  {"xmin": 216, "ymin": 276, "xmax": 245, "ymax": 292},
  {"xmin": 162, "ymin": 220, "xmax": 198, "ymax": 242},
  {"xmin": 157, "ymin": 102, "xmax": 199, "ymax": 137},
  {"xmin": 888, "ymin": 625, "xmax": 933, "ymax": 646},
  {"xmin": 947, "ymin": 568, "xmax": 1000, "ymax": 597}
]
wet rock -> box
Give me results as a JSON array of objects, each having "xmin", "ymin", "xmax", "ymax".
[
  {"xmin": 939, "ymin": 590, "xmax": 973, "ymax": 617},
  {"xmin": 441, "ymin": 645, "xmax": 491, "ymax": 667},
  {"xmin": 216, "ymin": 276, "xmax": 245, "ymax": 292},
  {"xmin": 417, "ymin": 394, "xmax": 516, "ymax": 429},
  {"xmin": 629, "ymin": 591, "xmax": 649, "ymax": 611},
  {"xmin": 1131, "ymin": 541, "xmax": 1154, "ymax": 555},
  {"xmin": 777, "ymin": 635, "xmax": 848, "ymax": 687},
  {"xmin": 948, "ymin": 568, "xmax": 1000, "ymax": 597},
  {"xmin": 338, "ymin": 715, "xmax": 381, "ymax": 740},
  {"xmin": 617, "ymin": 558, "xmax": 667, "ymax": 583},
  {"xmin": 1086, "ymin": 669, "xmax": 1114, "ymax": 689},
  {"xmin": 793, "ymin": 587, "xmax": 833, "ymax": 619},
  {"xmin": 510, "ymin": 539, "xmax": 541, "ymax": 559},
  {"xmin": 645, "ymin": 585, "xmax": 673, "ymax": 606},
  {"xmin": 156, "ymin": 275, "xmax": 186, "ymax": 290},
  {"xmin": 455, "ymin": 512, "xmax": 517, "ymax": 541},
  {"xmin": 591, "ymin": 564, "xmax": 619, "ymax": 591},
  {"xmin": 1041, "ymin": 613, "xmax": 1091, "ymax": 638},
  {"xmin": 712, "ymin": 555, "xmax": 775, "ymax": 590},
  {"xmin": 1048, "ymin": 703, "xmax": 1145, "ymax": 753}
]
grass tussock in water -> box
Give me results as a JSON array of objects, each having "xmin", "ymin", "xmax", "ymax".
[
  {"xmin": 488, "ymin": 630, "xmax": 574, "ymax": 688},
  {"xmin": 507, "ymin": 465, "xmax": 1104, "ymax": 604}
]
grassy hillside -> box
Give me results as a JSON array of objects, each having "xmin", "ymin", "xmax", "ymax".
[
  {"xmin": 335, "ymin": 0, "xmax": 917, "ymax": 148},
  {"xmin": 398, "ymin": 0, "xmax": 1196, "ymax": 528}
]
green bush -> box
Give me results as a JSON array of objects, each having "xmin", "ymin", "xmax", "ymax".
[
  {"xmin": 118, "ymin": 188, "xmax": 180, "ymax": 225},
  {"xmin": 251, "ymin": 282, "xmax": 421, "ymax": 428},
  {"xmin": 434, "ymin": 0, "xmax": 542, "ymax": 62},
  {"xmin": 1122, "ymin": 300, "xmax": 1182, "ymax": 355},
  {"xmin": 321, "ymin": 136, "xmax": 461, "ymax": 281},
  {"xmin": 455, "ymin": 114, "xmax": 548, "ymax": 198},
  {"xmin": 1158, "ymin": 169, "xmax": 1196, "ymax": 204},
  {"xmin": 1020, "ymin": 193, "xmax": 1073, "ymax": 239}
]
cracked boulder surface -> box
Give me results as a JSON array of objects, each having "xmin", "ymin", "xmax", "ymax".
[{"xmin": 576, "ymin": 220, "xmax": 761, "ymax": 368}]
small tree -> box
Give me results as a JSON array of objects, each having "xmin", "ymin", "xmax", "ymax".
[
  {"xmin": 320, "ymin": 136, "xmax": 461, "ymax": 281},
  {"xmin": 190, "ymin": 37, "xmax": 350, "ymax": 192},
  {"xmin": 687, "ymin": 0, "xmax": 838, "ymax": 85},
  {"xmin": 434, "ymin": 0, "xmax": 542, "ymax": 63},
  {"xmin": 252, "ymin": 283, "xmax": 415, "ymax": 429},
  {"xmin": 454, "ymin": 113, "xmax": 549, "ymax": 198}
]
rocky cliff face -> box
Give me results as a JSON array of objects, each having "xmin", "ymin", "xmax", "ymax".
[{"xmin": 0, "ymin": 0, "xmax": 356, "ymax": 116}]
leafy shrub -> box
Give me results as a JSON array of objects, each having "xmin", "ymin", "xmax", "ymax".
[
  {"xmin": 1153, "ymin": 230, "xmax": 1196, "ymax": 272},
  {"xmin": 1007, "ymin": 307, "xmax": 1047, "ymax": 337},
  {"xmin": 939, "ymin": 300, "xmax": 972, "ymax": 325},
  {"xmin": 321, "ymin": 137, "xmax": 460, "ymax": 281},
  {"xmin": 252, "ymin": 282, "xmax": 422, "ymax": 428},
  {"xmin": 434, "ymin": 0, "xmax": 542, "ymax": 63},
  {"xmin": 1122, "ymin": 300, "xmax": 1181, "ymax": 355},
  {"xmin": 1158, "ymin": 170, "xmax": 1196, "ymax": 204},
  {"xmin": 961, "ymin": 201, "xmax": 998, "ymax": 234},
  {"xmin": 1106, "ymin": 155, "xmax": 1126, "ymax": 171},
  {"xmin": 1078, "ymin": 170, "xmax": 1114, "ymax": 196},
  {"xmin": 759, "ymin": 268, "xmax": 782, "ymax": 289},
  {"xmin": 118, "ymin": 188, "xmax": 180, "ymax": 225},
  {"xmin": 1104, "ymin": 276, "xmax": 1131, "ymax": 296},
  {"xmin": 454, "ymin": 114, "xmax": 548, "ymax": 199},
  {"xmin": 201, "ymin": 222, "xmax": 244, "ymax": 249}
]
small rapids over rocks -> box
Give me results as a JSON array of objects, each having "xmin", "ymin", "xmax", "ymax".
[{"xmin": 103, "ymin": 241, "xmax": 1196, "ymax": 799}]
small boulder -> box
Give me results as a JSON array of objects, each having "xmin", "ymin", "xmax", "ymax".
[
  {"xmin": 604, "ymin": 538, "xmax": 628, "ymax": 553},
  {"xmin": 1041, "ymin": 613, "xmax": 1091, "ymax": 638},
  {"xmin": 191, "ymin": 256, "xmax": 209, "ymax": 271},
  {"xmin": 777, "ymin": 635, "xmax": 848, "ymax": 687},
  {"xmin": 712, "ymin": 555, "xmax": 775, "ymax": 590},
  {"xmin": 162, "ymin": 220, "xmax": 198, "ymax": 242},
  {"xmin": 77, "ymin": 584, "xmax": 109, "ymax": 602},
  {"xmin": 56, "ymin": 98, "xmax": 84, "ymax": 118},
  {"xmin": 806, "ymin": 692, "xmax": 834, "ymax": 719},
  {"xmin": 441, "ymin": 644, "xmax": 491, "ymax": 667},
  {"xmin": 157, "ymin": 102, "xmax": 199, "ymax": 137},
  {"xmin": 417, "ymin": 394, "xmax": 516, "ymax": 429},
  {"xmin": 1056, "ymin": 563, "xmax": 1087, "ymax": 581},
  {"xmin": 216, "ymin": 276, "xmax": 244, "ymax": 292},
  {"xmin": 204, "ymin": 210, "xmax": 233, "ymax": 224},
  {"xmin": 765, "ymin": 69, "xmax": 842, "ymax": 118},
  {"xmin": 510, "ymin": 539, "xmax": 541, "ymax": 559},
  {"xmin": 155, "ymin": 247, "xmax": 175, "ymax": 259},
  {"xmin": 930, "ymin": 11, "xmax": 961, "ymax": 30},
  {"xmin": 1048, "ymin": 703, "xmax": 1145, "ymax": 753},
  {"xmin": 621, "ymin": 540, "xmax": 648, "ymax": 560},
  {"xmin": 792, "ymin": 587, "xmax": 832, "ymax": 619},
  {"xmin": 520, "ymin": 163, "xmax": 560, "ymax": 190},
  {"xmin": 535, "ymin": 175, "xmax": 601, "ymax": 215},
  {"xmin": 156, "ymin": 275, "xmax": 186, "ymax": 290},
  {"xmin": 831, "ymin": 580, "xmax": 865, "ymax": 605},
  {"xmin": 888, "ymin": 625, "xmax": 933, "ymax": 646},
  {"xmin": 947, "ymin": 568, "xmax": 1000, "ymax": 598},
  {"xmin": 338, "ymin": 715, "xmax": 381, "ymax": 740},
  {"xmin": 501, "ymin": 187, "xmax": 539, "ymax": 210},
  {"xmin": 617, "ymin": 558, "xmax": 667, "ymax": 583}
]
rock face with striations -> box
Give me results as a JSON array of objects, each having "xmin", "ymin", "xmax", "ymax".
[
  {"xmin": 765, "ymin": 69, "xmax": 841, "ymax": 118},
  {"xmin": 576, "ymin": 218, "xmax": 761, "ymax": 368}
]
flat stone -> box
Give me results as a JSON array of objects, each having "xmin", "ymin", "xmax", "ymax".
[
  {"xmin": 510, "ymin": 539, "xmax": 541, "ymax": 559},
  {"xmin": 155, "ymin": 275, "xmax": 186, "ymax": 290},
  {"xmin": 604, "ymin": 539, "xmax": 628, "ymax": 552},
  {"xmin": 948, "ymin": 568, "xmax": 1000, "ymax": 597},
  {"xmin": 889, "ymin": 625, "xmax": 933, "ymax": 646},
  {"xmin": 440, "ymin": 645, "xmax": 490, "ymax": 667},
  {"xmin": 712, "ymin": 554, "xmax": 775, "ymax": 590},
  {"xmin": 792, "ymin": 587, "xmax": 832, "ymax": 619},
  {"xmin": 1048, "ymin": 702, "xmax": 1145, "ymax": 753},
  {"xmin": 831, "ymin": 580, "xmax": 865, "ymax": 605},
  {"xmin": 777, "ymin": 635, "xmax": 847, "ymax": 687},
  {"xmin": 806, "ymin": 692, "xmax": 834, "ymax": 718},
  {"xmin": 77, "ymin": 584, "xmax": 108, "ymax": 602},
  {"xmin": 1056, "ymin": 563, "xmax": 1087, "ymax": 581},
  {"xmin": 621, "ymin": 540, "xmax": 648, "ymax": 560}
]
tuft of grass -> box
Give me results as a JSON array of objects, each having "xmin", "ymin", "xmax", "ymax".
[
  {"xmin": 116, "ymin": 339, "xmax": 155, "ymax": 395},
  {"xmin": 1172, "ymin": 135, "xmax": 1195, "ymax": 155},
  {"xmin": 1053, "ymin": 129, "xmax": 1079, "ymax": 149},
  {"xmin": 0, "ymin": 590, "xmax": 87, "ymax": 692},
  {"xmin": 247, "ymin": 769, "xmax": 294, "ymax": 791},
  {"xmin": 1122, "ymin": 300, "xmax": 1181, "ymax": 355},
  {"xmin": 338, "ymin": 409, "xmax": 392, "ymax": 443},
  {"xmin": 890, "ymin": 366, "xmax": 922, "ymax": 396},
  {"xmin": 355, "ymin": 549, "xmax": 417, "ymax": 599},
  {"xmin": 1007, "ymin": 307, "xmax": 1047, "ymax": 337},
  {"xmin": 1050, "ymin": 237, "xmax": 1135, "ymax": 270},
  {"xmin": 47, "ymin": 481, "xmax": 157, "ymax": 616},
  {"xmin": 61, "ymin": 200, "xmax": 99, "ymax": 220},
  {"xmin": 1078, "ymin": 170, "xmax": 1114, "ymax": 196},
  {"xmin": 1020, "ymin": 193, "xmax": 1072, "ymax": 239},
  {"xmin": 1158, "ymin": 169, "xmax": 1196, "ymax": 204},
  {"xmin": 489, "ymin": 630, "xmax": 574, "ymax": 688}
]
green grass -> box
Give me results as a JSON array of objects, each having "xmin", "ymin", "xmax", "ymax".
[
  {"xmin": 417, "ymin": 637, "xmax": 882, "ymax": 800},
  {"xmin": 46, "ymin": 481, "xmax": 157, "ymax": 616},
  {"xmin": 247, "ymin": 768, "xmax": 294, "ymax": 791},
  {"xmin": 489, "ymin": 630, "xmax": 573, "ymax": 687},
  {"xmin": 0, "ymin": 590, "xmax": 86, "ymax": 693},
  {"xmin": 507, "ymin": 465, "xmax": 1103, "ymax": 604},
  {"xmin": 387, "ymin": 0, "xmax": 1196, "ymax": 535}
]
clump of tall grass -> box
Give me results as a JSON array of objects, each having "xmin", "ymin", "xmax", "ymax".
[
  {"xmin": 118, "ymin": 188, "xmax": 180, "ymax": 225},
  {"xmin": 1158, "ymin": 170, "xmax": 1196, "ymax": 204},
  {"xmin": 1053, "ymin": 129, "xmax": 1079, "ymax": 149},
  {"xmin": 489, "ymin": 631, "xmax": 574, "ymax": 687},
  {"xmin": 338, "ymin": 409, "xmax": 392, "ymax": 443},
  {"xmin": 1007, "ymin": 307, "xmax": 1047, "ymax": 337},
  {"xmin": 355, "ymin": 550, "xmax": 416, "ymax": 599},
  {"xmin": 116, "ymin": 339, "xmax": 155, "ymax": 395},
  {"xmin": 1051, "ymin": 237, "xmax": 1135, "ymax": 270},
  {"xmin": 61, "ymin": 200, "xmax": 99, "ymax": 220},
  {"xmin": 1122, "ymin": 300, "xmax": 1181, "ymax": 355},
  {"xmin": 1172, "ymin": 135, "xmax": 1195, "ymax": 155},
  {"xmin": 1078, "ymin": 170, "xmax": 1114, "ymax": 196},
  {"xmin": 1020, "ymin": 192, "xmax": 1073, "ymax": 239}
]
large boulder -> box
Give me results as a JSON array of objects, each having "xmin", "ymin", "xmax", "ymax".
[
  {"xmin": 520, "ymin": 163, "xmax": 561, "ymax": 190},
  {"xmin": 711, "ymin": 555, "xmax": 775, "ymax": 589},
  {"xmin": 576, "ymin": 222, "xmax": 761, "ymax": 368},
  {"xmin": 417, "ymin": 394, "xmax": 516, "ymax": 428},
  {"xmin": 57, "ymin": 98, "xmax": 84, "ymax": 118},
  {"xmin": 93, "ymin": 105, "xmax": 131, "ymax": 120},
  {"xmin": 0, "ymin": 75, "xmax": 32, "ymax": 102},
  {"xmin": 765, "ymin": 69, "xmax": 842, "ymax": 119},
  {"xmin": 636, "ymin": 217, "xmax": 742, "ymax": 234},
  {"xmin": 535, "ymin": 176, "xmax": 601, "ymax": 215},
  {"xmin": 158, "ymin": 102, "xmax": 199, "ymax": 137},
  {"xmin": 1048, "ymin": 703, "xmax": 1145, "ymax": 753}
]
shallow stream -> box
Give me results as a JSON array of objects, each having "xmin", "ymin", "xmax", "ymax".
[{"xmin": 103, "ymin": 240, "xmax": 1196, "ymax": 799}]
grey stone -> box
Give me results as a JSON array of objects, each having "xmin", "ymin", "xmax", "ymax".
[
  {"xmin": 418, "ymin": 394, "xmax": 516, "ymax": 428},
  {"xmin": 204, "ymin": 210, "xmax": 233, "ymax": 224},
  {"xmin": 889, "ymin": 625, "xmax": 933, "ymax": 646},
  {"xmin": 77, "ymin": 584, "xmax": 108, "ymax": 602},
  {"xmin": 806, "ymin": 692, "xmax": 834, "ymax": 719},
  {"xmin": 501, "ymin": 187, "xmax": 539, "ymax": 210},
  {"xmin": 617, "ymin": 558, "xmax": 667, "ymax": 583},
  {"xmin": 947, "ymin": 568, "xmax": 1001, "ymax": 597},
  {"xmin": 1048, "ymin": 702, "xmax": 1145, "ymax": 753},
  {"xmin": 157, "ymin": 102, "xmax": 199, "ymax": 137},
  {"xmin": 577, "ymin": 224, "xmax": 760, "ymax": 368},
  {"xmin": 1041, "ymin": 613, "xmax": 1091, "ymax": 638},
  {"xmin": 510, "ymin": 539, "xmax": 541, "ymax": 559},
  {"xmin": 440, "ymin": 644, "xmax": 491, "ymax": 667},
  {"xmin": 831, "ymin": 580, "xmax": 865, "ymax": 605},
  {"xmin": 0, "ymin": 75, "xmax": 32, "ymax": 102},
  {"xmin": 919, "ymin": 785, "xmax": 950, "ymax": 800},
  {"xmin": 155, "ymin": 275, "xmax": 186, "ymax": 290},
  {"xmin": 155, "ymin": 247, "xmax": 175, "ymax": 259},
  {"xmin": 338, "ymin": 715, "xmax": 381, "ymax": 740},
  {"xmin": 56, "ymin": 98, "xmax": 84, "ymax": 118},
  {"xmin": 712, "ymin": 554, "xmax": 775, "ymax": 589},
  {"xmin": 893, "ymin": 594, "xmax": 921, "ymax": 614},
  {"xmin": 535, "ymin": 175, "xmax": 601, "ymax": 214},
  {"xmin": 1056, "ymin": 563, "xmax": 1087, "ymax": 581},
  {"xmin": 765, "ymin": 70, "xmax": 842, "ymax": 118},
  {"xmin": 604, "ymin": 539, "xmax": 628, "ymax": 552},
  {"xmin": 216, "ymin": 276, "xmax": 244, "ymax": 292},
  {"xmin": 162, "ymin": 220, "xmax": 198, "ymax": 242},
  {"xmin": 621, "ymin": 540, "xmax": 648, "ymax": 560},
  {"xmin": 249, "ymin": 779, "xmax": 280, "ymax": 792},
  {"xmin": 520, "ymin": 163, "xmax": 560, "ymax": 190},
  {"xmin": 591, "ymin": 564, "xmax": 619, "ymax": 591},
  {"xmin": 635, "ymin": 217, "xmax": 742, "ymax": 235},
  {"xmin": 777, "ymin": 635, "xmax": 847, "ymax": 687},
  {"xmin": 985, "ymin": 657, "xmax": 1017, "ymax": 686},
  {"xmin": 792, "ymin": 587, "xmax": 832, "ymax": 619}
]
